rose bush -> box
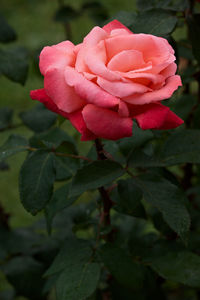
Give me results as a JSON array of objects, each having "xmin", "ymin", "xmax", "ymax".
[{"xmin": 30, "ymin": 20, "xmax": 183, "ymax": 141}]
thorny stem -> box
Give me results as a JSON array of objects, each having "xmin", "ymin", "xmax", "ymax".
[{"xmin": 94, "ymin": 139, "xmax": 113, "ymax": 241}]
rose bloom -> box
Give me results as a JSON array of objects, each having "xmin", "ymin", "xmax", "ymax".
[{"xmin": 30, "ymin": 20, "xmax": 183, "ymax": 141}]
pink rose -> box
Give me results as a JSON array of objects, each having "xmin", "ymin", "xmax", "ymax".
[{"xmin": 30, "ymin": 20, "xmax": 183, "ymax": 141}]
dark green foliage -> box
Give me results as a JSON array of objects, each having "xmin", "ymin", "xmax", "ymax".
[
  {"xmin": 0, "ymin": 107, "xmax": 13, "ymax": 130},
  {"xmin": 187, "ymin": 14, "xmax": 200, "ymax": 64},
  {"xmin": 98, "ymin": 244, "xmax": 145, "ymax": 290},
  {"xmin": 0, "ymin": 46, "xmax": 29, "ymax": 84},
  {"xmin": 114, "ymin": 179, "xmax": 146, "ymax": 218},
  {"xmin": 19, "ymin": 103, "xmax": 57, "ymax": 132},
  {"xmin": 0, "ymin": 13, "xmax": 17, "ymax": 43},
  {"xmin": 133, "ymin": 174, "xmax": 190, "ymax": 241},
  {"xmin": 130, "ymin": 9, "xmax": 178, "ymax": 36},
  {"xmin": 2, "ymin": 256, "xmax": 45, "ymax": 299},
  {"xmin": 0, "ymin": 134, "xmax": 28, "ymax": 161},
  {"xmin": 70, "ymin": 160, "xmax": 125, "ymax": 197},
  {"xmin": 19, "ymin": 151, "xmax": 56, "ymax": 214}
]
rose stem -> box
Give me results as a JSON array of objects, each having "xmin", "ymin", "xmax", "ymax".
[{"xmin": 94, "ymin": 139, "xmax": 113, "ymax": 239}]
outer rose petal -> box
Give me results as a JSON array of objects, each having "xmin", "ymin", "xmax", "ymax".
[
  {"xmin": 67, "ymin": 110, "xmax": 96, "ymax": 141},
  {"xmin": 82, "ymin": 104, "xmax": 133, "ymax": 140},
  {"xmin": 103, "ymin": 20, "xmax": 132, "ymax": 34},
  {"xmin": 30, "ymin": 89, "xmax": 95, "ymax": 140},
  {"xmin": 30, "ymin": 89, "xmax": 66, "ymax": 116},
  {"xmin": 123, "ymin": 75, "xmax": 182, "ymax": 105},
  {"xmin": 39, "ymin": 41, "xmax": 75, "ymax": 76},
  {"xmin": 65, "ymin": 66, "xmax": 119, "ymax": 108},
  {"xmin": 44, "ymin": 69, "xmax": 86, "ymax": 113},
  {"xmin": 134, "ymin": 103, "xmax": 183, "ymax": 130}
]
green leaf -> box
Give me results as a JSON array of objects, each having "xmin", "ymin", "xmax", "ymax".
[
  {"xmin": 131, "ymin": 9, "xmax": 177, "ymax": 36},
  {"xmin": 45, "ymin": 238, "xmax": 93, "ymax": 276},
  {"xmin": 3, "ymin": 256, "xmax": 45, "ymax": 299},
  {"xmin": 35, "ymin": 127, "xmax": 77, "ymax": 153},
  {"xmin": 54, "ymin": 5, "xmax": 80, "ymax": 23},
  {"xmin": 56, "ymin": 262, "xmax": 100, "ymax": 300},
  {"xmin": 187, "ymin": 14, "xmax": 200, "ymax": 64},
  {"xmin": 128, "ymin": 148, "xmax": 162, "ymax": 168},
  {"xmin": 114, "ymin": 179, "xmax": 145, "ymax": 218},
  {"xmin": 98, "ymin": 244, "xmax": 145, "ymax": 289},
  {"xmin": 70, "ymin": 160, "xmax": 125, "ymax": 197},
  {"xmin": 19, "ymin": 150, "xmax": 56, "ymax": 215},
  {"xmin": 118, "ymin": 122, "xmax": 153, "ymax": 157},
  {"xmin": 133, "ymin": 174, "xmax": 190, "ymax": 241},
  {"xmin": 45, "ymin": 183, "xmax": 77, "ymax": 233},
  {"xmin": 0, "ymin": 13, "xmax": 17, "ymax": 43},
  {"xmin": 151, "ymin": 251, "xmax": 200, "ymax": 287},
  {"xmin": 168, "ymin": 94, "xmax": 197, "ymax": 120},
  {"xmin": 107, "ymin": 11, "xmax": 137, "ymax": 29},
  {"xmin": 0, "ymin": 46, "xmax": 29, "ymax": 84},
  {"xmin": 0, "ymin": 107, "xmax": 13, "ymax": 130},
  {"xmin": 136, "ymin": 0, "xmax": 188, "ymax": 12},
  {"xmin": 0, "ymin": 134, "xmax": 28, "ymax": 161},
  {"xmin": 54, "ymin": 156, "xmax": 80, "ymax": 181},
  {"xmin": 161, "ymin": 129, "xmax": 200, "ymax": 165},
  {"xmin": 19, "ymin": 103, "xmax": 57, "ymax": 132}
]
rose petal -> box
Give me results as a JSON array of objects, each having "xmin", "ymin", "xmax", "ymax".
[
  {"xmin": 97, "ymin": 77, "xmax": 151, "ymax": 98},
  {"xmin": 39, "ymin": 41, "xmax": 75, "ymax": 76},
  {"xmin": 107, "ymin": 49, "xmax": 146, "ymax": 72},
  {"xmin": 44, "ymin": 69, "xmax": 86, "ymax": 113},
  {"xmin": 123, "ymin": 75, "xmax": 182, "ymax": 105},
  {"xmin": 67, "ymin": 110, "xmax": 96, "ymax": 141},
  {"xmin": 30, "ymin": 89, "xmax": 96, "ymax": 140},
  {"xmin": 105, "ymin": 34, "xmax": 174, "ymax": 64},
  {"xmin": 30, "ymin": 89, "xmax": 62, "ymax": 114},
  {"xmin": 118, "ymin": 101, "xmax": 130, "ymax": 117},
  {"xmin": 133, "ymin": 103, "xmax": 184, "ymax": 130},
  {"xmin": 82, "ymin": 104, "xmax": 133, "ymax": 140},
  {"xmin": 85, "ymin": 40, "xmax": 121, "ymax": 81},
  {"xmin": 83, "ymin": 26, "xmax": 108, "ymax": 46},
  {"xmin": 103, "ymin": 19, "xmax": 132, "ymax": 34},
  {"xmin": 65, "ymin": 66, "xmax": 119, "ymax": 108}
]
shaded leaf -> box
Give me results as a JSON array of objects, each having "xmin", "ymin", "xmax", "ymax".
[
  {"xmin": 70, "ymin": 160, "xmax": 125, "ymax": 197},
  {"xmin": 54, "ymin": 156, "xmax": 80, "ymax": 181},
  {"xmin": 151, "ymin": 251, "xmax": 200, "ymax": 287},
  {"xmin": 0, "ymin": 13, "xmax": 17, "ymax": 43},
  {"xmin": 56, "ymin": 262, "xmax": 100, "ymax": 300},
  {"xmin": 45, "ymin": 238, "xmax": 93, "ymax": 276},
  {"xmin": 187, "ymin": 14, "xmax": 200, "ymax": 64},
  {"xmin": 3, "ymin": 256, "xmax": 45, "ymax": 299},
  {"xmin": 136, "ymin": 0, "xmax": 188, "ymax": 12},
  {"xmin": 133, "ymin": 174, "xmax": 190, "ymax": 241},
  {"xmin": 0, "ymin": 134, "xmax": 28, "ymax": 161},
  {"xmin": 36, "ymin": 127, "xmax": 77, "ymax": 154},
  {"xmin": 45, "ymin": 183, "xmax": 77, "ymax": 233},
  {"xmin": 19, "ymin": 150, "xmax": 56, "ymax": 215},
  {"xmin": 161, "ymin": 129, "xmax": 200, "ymax": 165},
  {"xmin": 118, "ymin": 122, "xmax": 153, "ymax": 157},
  {"xmin": 0, "ymin": 46, "xmax": 29, "ymax": 84},
  {"xmin": 98, "ymin": 244, "xmax": 145, "ymax": 290},
  {"xmin": 0, "ymin": 107, "xmax": 13, "ymax": 130},
  {"xmin": 130, "ymin": 9, "xmax": 177, "ymax": 36},
  {"xmin": 20, "ymin": 103, "xmax": 57, "ymax": 132},
  {"xmin": 114, "ymin": 179, "xmax": 145, "ymax": 218}
]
